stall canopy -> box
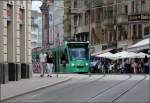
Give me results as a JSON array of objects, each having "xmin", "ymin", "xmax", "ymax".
[
  {"xmin": 137, "ymin": 52, "xmax": 150, "ymax": 58},
  {"xmin": 114, "ymin": 51, "xmax": 138, "ymax": 59},
  {"xmin": 127, "ymin": 38, "xmax": 150, "ymax": 52},
  {"xmin": 96, "ymin": 52, "xmax": 116, "ymax": 60},
  {"xmin": 91, "ymin": 48, "xmax": 113, "ymax": 56}
]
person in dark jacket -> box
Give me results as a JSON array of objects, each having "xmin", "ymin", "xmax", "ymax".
[
  {"xmin": 46, "ymin": 52, "xmax": 54, "ymax": 77},
  {"xmin": 61, "ymin": 54, "xmax": 67, "ymax": 72},
  {"xmin": 143, "ymin": 56, "xmax": 149, "ymax": 74}
]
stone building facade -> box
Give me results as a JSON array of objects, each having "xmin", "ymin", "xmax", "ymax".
[
  {"xmin": 40, "ymin": 0, "xmax": 64, "ymax": 47},
  {"xmin": 31, "ymin": 10, "xmax": 42, "ymax": 48},
  {"xmin": 0, "ymin": 0, "xmax": 32, "ymax": 84},
  {"xmin": 64, "ymin": 0, "xmax": 150, "ymax": 53}
]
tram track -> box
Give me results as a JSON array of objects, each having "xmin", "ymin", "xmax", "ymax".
[
  {"xmin": 110, "ymin": 75, "xmax": 147, "ymax": 103},
  {"xmin": 4, "ymin": 74, "xmax": 137, "ymax": 103},
  {"xmin": 85, "ymin": 74, "xmax": 132, "ymax": 102},
  {"xmin": 37, "ymin": 74, "xmax": 107, "ymax": 100},
  {"xmin": 86, "ymin": 75, "xmax": 147, "ymax": 103},
  {"xmin": 48, "ymin": 74, "xmax": 132, "ymax": 102}
]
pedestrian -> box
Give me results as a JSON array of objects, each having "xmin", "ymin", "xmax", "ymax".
[
  {"xmin": 46, "ymin": 52, "xmax": 54, "ymax": 77},
  {"xmin": 109, "ymin": 62, "xmax": 113, "ymax": 73},
  {"xmin": 61, "ymin": 54, "xmax": 67, "ymax": 72},
  {"xmin": 131, "ymin": 60, "xmax": 138, "ymax": 74},
  {"xmin": 143, "ymin": 56, "xmax": 149, "ymax": 74},
  {"xmin": 39, "ymin": 50, "xmax": 47, "ymax": 77}
]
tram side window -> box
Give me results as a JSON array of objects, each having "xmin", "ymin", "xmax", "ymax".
[{"xmin": 61, "ymin": 49, "xmax": 68, "ymax": 64}]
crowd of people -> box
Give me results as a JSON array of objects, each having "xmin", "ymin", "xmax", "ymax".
[{"xmin": 90, "ymin": 56, "xmax": 149, "ymax": 74}]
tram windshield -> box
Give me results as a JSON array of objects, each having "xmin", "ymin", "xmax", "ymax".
[{"xmin": 69, "ymin": 48, "xmax": 88, "ymax": 60}]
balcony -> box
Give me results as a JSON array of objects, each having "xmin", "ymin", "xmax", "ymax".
[
  {"xmin": 71, "ymin": 8, "xmax": 84, "ymax": 15},
  {"xmin": 117, "ymin": 14, "xmax": 128, "ymax": 24},
  {"xmin": 103, "ymin": 0, "xmax": 113, "ymax": 4},
  {"xmin": 102, "ymin": 18, "xmax": 114, "ymax": 26},
  {"xmin": 76, "ymin": 25, "xmax": 89, "ymax": 34}
]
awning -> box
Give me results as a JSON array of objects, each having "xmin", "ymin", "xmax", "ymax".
[
  {"xmin": 137, "ymin": 52, "xmax": 150, "ymax": 58},
  {"xmin": 91, "ymin": 48, "xmax": 113, "ymax": 56},
  {"xmin": 96, "ymin": 52, "xmax": 116, "ymax": 60},
  {"xmin": 127, "ymin": 38, "xmax": 150, "ymax": 52},
  {"xmin": 114, "ymin": 51, "xmax": 138, "ymax": 59}
]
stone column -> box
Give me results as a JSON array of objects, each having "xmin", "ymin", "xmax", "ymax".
[
  {"xmin": 26, "ymin": 0, "xmax": 32, "ymax": 78},
  {"xmin": 0, "ymin": 1, "xmax": 9, "ymax": 84},
  {"xmin": 7, "ymin": 1, "xmax": 17, "ymax": 81},
  {"xmin": 20, "ymin": 0, "xmax": 32, "ymax": 79},
  {"xmin": 127, "ymin": 24, "xmax": 131, "ymax": 40},
  {"xmin": 130, "ymin": 24, "xmax": 133, "ymax": 39}
]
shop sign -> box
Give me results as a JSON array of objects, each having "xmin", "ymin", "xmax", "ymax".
[
  {"xmin": 18, "ymin": 10, "xmax": 24, "ymax": 24},
  {"xmin": 128, "ymin": 14, "xmax": 149, "ymax": 21},
  {"xmin": 48, "ymin": 8, "xmax": 54, "ymax": 44},
  {"xmin": 6, "ymin": 6, "xmax": 12, "ymax": 21}
]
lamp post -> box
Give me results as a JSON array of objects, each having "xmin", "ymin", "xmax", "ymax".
[
  {"xmin": 56, "ymin": 33, "xmax": 60, "ymax": 78},
  {"xmin": 88, "ymin": 0, "xmax": 93, "ymax": 77}
]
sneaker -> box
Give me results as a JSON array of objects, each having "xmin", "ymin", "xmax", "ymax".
[
  {"xmin": 50, "ymin": 75, "xmax": 52, "ymax": 77},
  {"xmin": 47, "ymin": 75, "xmax": 50, "ymax": 77}
]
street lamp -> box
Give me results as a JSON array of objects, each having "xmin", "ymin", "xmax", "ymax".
[
  {"xmin": 88, "ymin": 0, "xmax": 93, "ymax": 77},
  {"xmin": 56, "ymin": 33, "xmax": 60, "ymax": 77}
]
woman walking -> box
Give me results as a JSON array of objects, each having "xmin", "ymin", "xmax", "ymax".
[{"xmin": 46, "ymin": 52, "xmax": 54, "ymax": 77}]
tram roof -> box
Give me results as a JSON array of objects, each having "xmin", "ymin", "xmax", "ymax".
[{"xmin": 66, "ymin": 41, "xmax": 89, "ymax": 44}]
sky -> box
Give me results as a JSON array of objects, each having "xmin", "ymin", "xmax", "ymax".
[{"xmin": 32, "ymin": 1, "xmax": 42, "ymax": 12}]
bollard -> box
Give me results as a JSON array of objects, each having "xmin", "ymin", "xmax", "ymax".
[
  {"xmin": 56, "ymin": 73, "xmax": 58, "ymax": 78},
  {"xmin": 88, "ymin": 71, "xmax": 91, "ymax": 77}
]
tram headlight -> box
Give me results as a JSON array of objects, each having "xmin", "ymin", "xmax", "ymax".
[
  {"xmin": 71, "ymin": 63, "xmax": 75, "ymax": 66},
  {"xmin": 85, "ymin": 63, "xmax": 88, "ymax": 66}
]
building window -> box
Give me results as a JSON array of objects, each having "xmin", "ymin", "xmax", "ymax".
[
  {"xmin": 96, "ymin": 8, "xmax": 101, "ymax": 22},
  {"xmin": 74, "ymin": 0, "xmax": 77, "ymax": 8},
  {"xmin": 19, "ymin": 0, "xmax": 23, "ymax": 5},
  {"xmin": 107, "ymin": 7, "xmax": 113, "ymax": 19},
  {"xmin": 132, "ymin": 1, "xmax": 134, "ymax": 13},
  {"xmin": 144, "ymin": 25, "xmax": 149, "ymax": 36},
  {"xmin": 125, "ymin": 5, "xmax": 128, "ymax": 15},
  {"xmin": 85, "ymin": 13, "xmax": 89, "ymax": 25},
  {"xmin": 74, "ymin": 15, "xmax": 78, "ymax": 26},
  {"xmin": 78, "ymin": 15, "xmax": 81, "ymax": 26},
  {"xmin": 138, "ymin": 24, "xmax": 142, "ymax": 39},
  {"xmin": 109, "ymin": 32, "xmax": 112, "ymax": 42},
  {"xmin": 91, "ymin": 10, "xmax": 95, "ymax": 22},
  {"xmin": 141, "ymin": 0, "xmax": 146, "ymax": 12},
  {"xmin": 6, "ymin": 5, "xmax": 12, "ymax": 21},
  {"xmin": 133, "ymin": 24, "xmax": 137, "ymax": 39}
]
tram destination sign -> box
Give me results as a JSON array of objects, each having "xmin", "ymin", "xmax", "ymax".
[
  {"xmin": 68, "ymin": 43, "xmax": 88, "ymax": 48},
  {"xmin": 128, "ymin": 14, "xmax": 149, "ymax": 21}
]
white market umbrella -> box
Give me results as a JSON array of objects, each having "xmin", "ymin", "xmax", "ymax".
[
  {"xmin": 127, "ymin": 38, "xmax": 150, "ymax": 52},
  {"xmin": 96, "ymin": 52, "xmax": 116, "ymax": 60},
  {"xmin": 114, "ymin": 51, "xmax": 138, "ymax": 59},
  {"xmin": 137, "ymin": 52, "xmax": 150, "ymax": 58}
]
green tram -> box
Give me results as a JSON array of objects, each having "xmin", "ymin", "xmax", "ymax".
[{"xmin": 32, "ymin": 41, "xmax": 90, "ymax": 73}]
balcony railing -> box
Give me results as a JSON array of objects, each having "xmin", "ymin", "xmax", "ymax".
[
  {"xmin": 117, "ymin": 14, "xmax": 128, "ymax": 24},
  {"xmin": 103, "ymin": 18, "xmax": 114, "ymax": 25}
]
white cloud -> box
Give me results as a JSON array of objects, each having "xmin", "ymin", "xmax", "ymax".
[{"xmin": 32, "ymin": 1, "xmax": 42, "ymax": 12}]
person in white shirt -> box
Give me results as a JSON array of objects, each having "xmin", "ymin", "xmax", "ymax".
[{"xmin": 39, "ymin": 51, "xmax": 47, "ymax": 77}]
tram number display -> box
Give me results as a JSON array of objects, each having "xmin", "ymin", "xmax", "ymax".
[{"xmin": 68, "ymin": 43, "xmax": 88, "ymax": 48}]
